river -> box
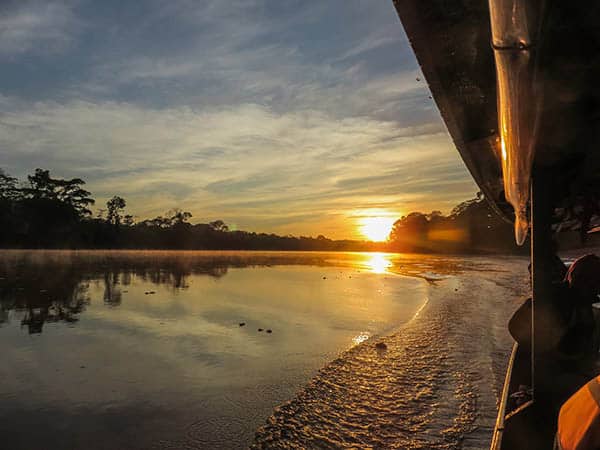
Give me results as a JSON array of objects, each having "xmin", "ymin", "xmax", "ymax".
[{"xmin": 0, "ymin": 250, "xmax": 527, "ymax": 449}]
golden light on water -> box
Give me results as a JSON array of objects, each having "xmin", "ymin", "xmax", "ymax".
[
  {"xmin": 359, "ymin": 216, "xmax": 395, "ymax": 242},
  {"xmin": 352, "ymin": 332, "xmax": 371, "ymax": 346},
  {"xmin": 365, "ymin": 253, "xmax": 392, "ymax": 274}
]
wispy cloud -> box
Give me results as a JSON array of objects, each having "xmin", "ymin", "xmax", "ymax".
[
  {"xmin": 0, "ymin": 96, "xmax": 475, "ymax": 237},
  {"xmin": 0, "ymin": 1, "xmax": 80, "ymax": 56},
  {"xmin": 0, "ymin": 0, "xmax": 476, "ymax": 238}
]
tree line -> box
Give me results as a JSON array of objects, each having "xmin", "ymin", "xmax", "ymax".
[
  {"xmin": 0, "ymin": 167, "xmax": 519, "ymax": 253},
  {"xmin": 387, "ymin": 192, "xmax": 520, "ymax": 253}
]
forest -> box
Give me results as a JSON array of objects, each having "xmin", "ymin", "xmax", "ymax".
[{"xmin": 0, "ymin": 168, "xmax": 520, "ymax": 253}]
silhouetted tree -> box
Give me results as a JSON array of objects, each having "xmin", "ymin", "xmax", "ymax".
[
  {"xmin": 388, "ymin": 193, "xmax": 517, "ymax": 253},
  {"xmin": 2, "ymin": 169, "xmax": 96, "ymax": 247},
  {"xmin": 26, "ymin": 168, "xmax": 94, "ymax": 217},
  {"xmin": 143, "ymin": 215, "xmax": 172, "ymax": 228},
  {"xmin": 209, "ymin": 220, "xmax": 229, "ymax": 232},
  {"xmin": 107, "ymin": 196, "xmax": 126, "ymax": 226},
  {"xmin": 0, "ymin": 169, "xmax": 21, "ymax": 200},
  {"xmin": 389, "ymin": 212, "xmax": 430, "ymax": 252},
  {"xmin": 426, "ymin": 210, "xmax": 443, "ymax": 224},
  {"xmin": 170, "ymin": 209, "xmax": 192, "ymax": 225},
  {"xmin": 0, "ymin": 169, "xmax": 23, "ymax": 246},
  {"xmin": 123, "ymin": 214, "xmax": 135, "ymax": 226},
  {"xmin": 450, "ymin": 195, "xmax": 482, "ymax": 218}
]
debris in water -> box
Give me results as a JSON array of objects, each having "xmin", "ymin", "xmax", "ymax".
[
  {"xmin": 144, "ymin": 291, "xmax": 156, "ymax": 295},
  {"xmin": 239, "ymin": 322, "xmax": 246, "ymax": 327},
  {"xmin": 375, "ymin": 342, "xmax": 387, "ymax": 350},
  {"xmin": 266, "ymin": 329, "xmax": 272, "ymax": 334},
  {"xmin": 322, "ymin": 276, "xmax": 327, "ymax": 280},
  {"xmin": 258, "ymin": 328, "xmax": 263, "ymax": 332}
]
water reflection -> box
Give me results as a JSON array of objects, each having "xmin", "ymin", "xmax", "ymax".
[
  {"xmin": 103, "ymin": 272, "xmax": 122, "ymax": 306},
  {"xmin": 364, "ymin": 252, "xmax": 392, "ymax": 274},
  {"xmin": 0, "ymin": 251, "xmax": 337, "ymax": 334},
  {"xmin": 0, "ymin": 262, "xmax": 90, "ymax": 334},
  {"xmin": 0, "ymin": 250, "xmax": 485, "ymax": 450},
  {"xmin": 0, "ymin": 250, "xmax": 483, "ymax": 335},
  {"xmin": 0, "ymin": 251, "xmax": 236, "ymax": 333}
]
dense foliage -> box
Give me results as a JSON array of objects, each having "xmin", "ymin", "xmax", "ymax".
[
  {"xmin": 388, "ymin": 193, "xmax": 520, "ymax": 253},
  {"xmin": 0, "ymin": 168, "xmax": 519, "ymax": 253}
]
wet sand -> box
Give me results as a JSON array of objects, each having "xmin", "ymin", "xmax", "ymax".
[{"xmin": 252, "ymin": 256, "xmax": 529, "ymax": 449}]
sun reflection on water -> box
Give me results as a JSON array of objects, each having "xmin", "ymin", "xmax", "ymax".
[{"xmin": 365, "ymin": 253, "xmax": 392, "ymax": 274}]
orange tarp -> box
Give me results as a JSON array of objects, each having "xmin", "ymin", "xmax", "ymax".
[{"xmin": 557, "ymin": 375, "xmax": 600, "ymax": 450}]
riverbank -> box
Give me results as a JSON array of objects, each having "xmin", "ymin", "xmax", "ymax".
[{"xmin": 252, "ymin": 256, "xmax": 529, "ymax": 449}]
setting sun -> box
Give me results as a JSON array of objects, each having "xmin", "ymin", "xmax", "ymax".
[{"xmin": 358, "ymin": 217, "xmax": 396, "ymax": 242}]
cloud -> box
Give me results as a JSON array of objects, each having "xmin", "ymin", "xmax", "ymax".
[
  {"xmin": 333, "ymin": 28, "xmax": 402, "ymax": 63},
  {"xmin": 75, "ymin": 0, "xmax": 425, "ymax": 122},
  {"xmin": 0, "ymin": 96, "xmax": 475, "ymax": 237},
  {"xmin": 0, "ymin": 0, "xmax": 477, "ymax": 238},
  {"xmin": 0, "ymin": 1, "xmax": 80, "ymax": 56}
]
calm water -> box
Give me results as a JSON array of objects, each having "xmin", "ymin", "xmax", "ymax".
[{"xmin": 0, "ymin": 250, "xmax": 438, "ymax": 449}]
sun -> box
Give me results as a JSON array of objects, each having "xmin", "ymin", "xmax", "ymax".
[{"xmin": 359, "ymin": 216, "xmax": 395, "ymax": 242}]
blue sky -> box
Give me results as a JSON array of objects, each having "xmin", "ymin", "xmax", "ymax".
[{"xmin": 0, "ymin": 0, "xmax": 476, "ymax": 238}]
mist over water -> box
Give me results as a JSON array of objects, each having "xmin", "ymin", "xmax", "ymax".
[{"xmin": 0, "ymin": 251, "xmax": 527, "ymax": 449}]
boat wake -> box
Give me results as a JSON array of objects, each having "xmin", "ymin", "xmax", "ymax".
[{"xmin": 252, "ymin": 258, "xmax": 528, "ymax": 449}]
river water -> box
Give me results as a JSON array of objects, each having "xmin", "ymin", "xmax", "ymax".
[{"xmin": 0, "ymin": 250, "xmax": 527, "ymax": 449}]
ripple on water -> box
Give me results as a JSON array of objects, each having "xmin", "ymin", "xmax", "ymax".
[{"xmin": 252, "ymin": 263, "xmax": 528, "ymax": 450}]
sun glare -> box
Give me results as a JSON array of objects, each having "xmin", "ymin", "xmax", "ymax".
[
  {"xmin": 365, "ymin": 253, "xmax": 392, "ymax": 274},
  {"xmin": 359, "ymin": 216, "xmax": 395, "ymax": 242}
]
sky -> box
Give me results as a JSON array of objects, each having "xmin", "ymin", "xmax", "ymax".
[{"xmin": 0, "ymin": 0, "xmax": 477, "ymax": 239}]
